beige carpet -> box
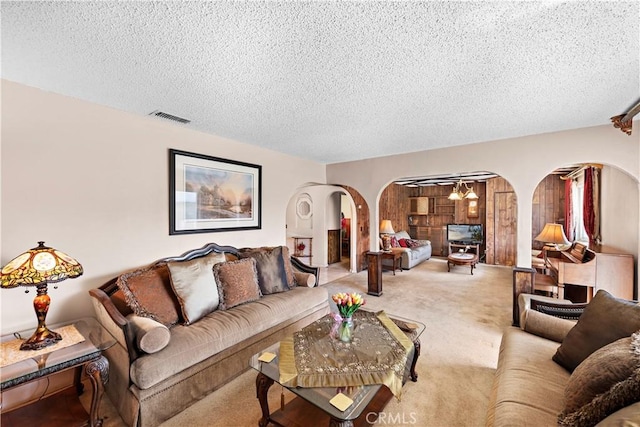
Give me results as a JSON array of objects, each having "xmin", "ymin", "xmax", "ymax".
[{"xmin": 90, "ymin": 258, "xmax": 513, "ymax": 426}]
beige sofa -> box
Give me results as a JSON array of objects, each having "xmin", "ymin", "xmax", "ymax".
[
  {"xmin": 89, "ymin": 243, "xmax": 329, "ymax": 427},
  {"xmin": 486, "ymin": 292, "xmax": 640, "ymax": 426}
]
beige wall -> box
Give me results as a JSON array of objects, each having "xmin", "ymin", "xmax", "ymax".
[
  {"xmin": 2, "ymin": 79, "xmax": 639, "ymax": 334},
  {"xmin": 0, "ymin": 80, "xmax": 325, "ymax": 334},
  {"xmin": 327, "ymin": 125, "xmax": 640, "ymax": 293}
]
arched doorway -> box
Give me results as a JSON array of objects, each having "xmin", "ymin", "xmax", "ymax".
[
  {"xmin": 379, "ymin": 171, "xmax": 518, "ymax": 266},
  {"xmin": 286, "ymin": 185, "xmax": 369, "ymax": 281}
]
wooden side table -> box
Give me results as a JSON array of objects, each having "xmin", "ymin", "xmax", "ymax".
[
  {"xmin": 381, "ymin": 251, "xmax": 402, "ymax": 275},
  {"xmin": 1, "ymin": 317, "xmax": 115, "ymax": 427}
]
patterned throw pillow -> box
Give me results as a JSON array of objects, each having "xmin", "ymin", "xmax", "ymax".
[
  {"xmin": 558, "ymin": 332, "xmax": 640, "ymax": 426},
  {"xmin": 213, "ymin": 258, "xmax": 262, "ymax": 310},
  {"xmin": 116, "ymin": 264, "xmax": 182, "ymax": 327},
  {"xmin": 390, "ymin": 236, "xmax": 400, "ymax": 248},
  {"xmin": 406, "ymin": 239, "xmax": 421, "ymax": 249}
]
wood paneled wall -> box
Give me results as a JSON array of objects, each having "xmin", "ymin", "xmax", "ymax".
[
  {"xmin": 532, "ymin": 174, "xmax": 566, "ymax": 249},
  {"xmin": 378, "ymin": 184, "xmax": 412, "ymax": 233},
  {"xmin": 341, "ymin": 185, "xmax": 370, "ymax": 272}
]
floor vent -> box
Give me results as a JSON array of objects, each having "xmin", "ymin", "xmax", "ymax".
[{"xmin": 148, "ymin": 110, "xmax": 191, "ymax": 124}]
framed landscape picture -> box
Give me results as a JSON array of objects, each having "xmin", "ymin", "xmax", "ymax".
[{"xmin": 169, "ymin": 149, "xmax": 262, "ymax": 234}]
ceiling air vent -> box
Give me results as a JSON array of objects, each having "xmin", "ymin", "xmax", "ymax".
[{"xmin": 148, "ymin": 110, "xmax": 191, "ymax": 124}]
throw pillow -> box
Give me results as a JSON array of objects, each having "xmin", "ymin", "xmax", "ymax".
[
  {"xmin": 529, "ymin": 298, "xmax": 587, "ymax": 321},
  {"xmin": 553, "ymin": 290, "xmax": 640, "ymax": 372},
  {"xmin": 126, "ymin": 314, "xmax": 171, "ymax": 354},
  {"xmin": 406, "ymin": 239, "xmax": 421, "ymax": 249},
  {"xmin": 167, "ymin": 252, "xmax": 226, "ymax": 325},
  {"xmin": 559, "ymin": 332, "xmax": 640, "ymax": 426},
  {"xmin": 238, "ymin": 247, "xmax": 289, "ymax": 295},
  {"xmin": 116, "ymin": 264, "xmax": 182, "ymax": 327},
  {"xmin": 281, "ymin": 245, "xmax": 297, "ymax": 288},
  {"xmin": 398, "ymin": 238, "xmax": 408, "ymax": 248},
  {"xmin": 390, "ymin": 236, "xmax": 400, "ymax": 248},
  {"xmin": 213, "ymin": 258, "xmax": 262, "ymax": 310}
]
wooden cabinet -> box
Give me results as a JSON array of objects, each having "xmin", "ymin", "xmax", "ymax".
[
  {"xmin": 427, "ymin": 226, "xmax": 447, "ymax": 257},
  {"xmin": 409, "ymin": 197, "xmax": 429, "ymax": 214},
  {"xmin": 410, "ymin": 226, "xmax": 446, "ymax": 256}
]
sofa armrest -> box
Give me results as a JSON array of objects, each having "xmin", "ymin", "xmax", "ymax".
[
  {"xmin": 89, "ymin": 287, "xmax": 140, "ymax": 362},
  {"xmin": 517, "ymin": 293, "xmax": 585, "ymax": 322},
  {"xmin": 291, "ymin": 256, "xmax": 319, "ymax": 286}
]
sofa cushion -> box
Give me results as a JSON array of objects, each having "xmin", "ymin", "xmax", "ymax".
[
  {"xmin": 553, "ymin": 290, "xmax": 640, "ymax": 371},
  {"xmin": 559, "ymin": 333, "xmax": 639, "ymax": 425},
  {"xmin": 398, "ymin": 238, "xmax": 408, "ymax": 248},
  {"xmin": 167, "ymin": 252, "xmax": 226, "ymax": 325},
  {"xmin": 117, "ymin": 264, "xmax": 182, "ymax": 327},
  {"xmin": 239, "ymin": 246, "xmax": 291, "ymax": 294},
  {"xmin": 127, "ymin": 314, "xmax": 171, "ymax": 354},
  {"xmin": 213, "ymin": 258, "xmax": 262, "ymax": 309},
  {"xmin": 129, "ymin": 286, "xmax": 329, "ymax": 390},
  {"xmin": 486, "ymin": 327, "xmax": 571, "ymax": 426}
]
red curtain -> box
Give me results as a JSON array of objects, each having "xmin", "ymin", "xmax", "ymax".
[
  {"xmin": 564, "ymin": 179, "xmax": 573, "ymax": 241},
  {"xmin": 582, "ymin": 168, "xmax": 596, "ymax": 247}
]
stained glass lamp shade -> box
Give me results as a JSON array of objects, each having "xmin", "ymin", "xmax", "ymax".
[{"xmin": 1, "ymin": 242, "xmax": 83, "ymax": 350}]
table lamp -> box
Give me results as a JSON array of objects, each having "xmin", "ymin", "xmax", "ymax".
[
  {"xmin": 1, "ymin": 242, "xmax": 83, "ymax": 350},
  {"xmin": 534, "ymin": 223, "xmax": 570, "ymax": 251},
  {"xmin": 380, "ymin": 220, "xmax": 395, "ymax": 251}
]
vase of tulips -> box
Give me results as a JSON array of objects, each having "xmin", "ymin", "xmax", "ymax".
[{"xmin": 331, "ymin": 292, "xmax": 365, "ymax": 343}]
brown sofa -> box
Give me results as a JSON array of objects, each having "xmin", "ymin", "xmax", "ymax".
[
  {"xmin": 89, "ymin": 243, "xmax": 329, "ymax": 427},
  {"xmin": 486, "ymin": 292, "xmax": 640, "ymax": 426}
]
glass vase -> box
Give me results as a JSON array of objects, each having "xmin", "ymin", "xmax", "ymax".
[{"xmin": 338, "ymin": 317, "xmax": 354, "ymax": 343}]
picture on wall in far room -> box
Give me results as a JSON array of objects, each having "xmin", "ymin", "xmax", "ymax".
[
  {"xmin": 467, "ymin": 199, "xmax": 479, "ymax": 218},
  {"xmin": 169, "ymin": 149, "xmax": 262, "ymax": 234}
]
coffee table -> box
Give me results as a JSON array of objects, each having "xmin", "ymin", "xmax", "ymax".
[
  {"xmin": 250, "ymin": 313, "xmax": 424, "ymax": 427},
  {"xmin": 447, "ymin": 252, "xmax": 479, "ymax": 275}
]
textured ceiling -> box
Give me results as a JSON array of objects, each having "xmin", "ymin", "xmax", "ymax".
[{"xmin": 2, "ymin": 1, "xmax": 638, "ymax": 164}]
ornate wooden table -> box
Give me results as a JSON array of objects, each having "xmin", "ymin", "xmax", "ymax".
[
  {"xmin": 250, "ymin": 313, "xmax": 424, "ymax": 427},
  {"xmin": 1, "ymin": 317, "xmax": 115, "ymax": 427},
  {"xmin": 447, "ymin": 252, "xmax": 479, "ymax": 275}
]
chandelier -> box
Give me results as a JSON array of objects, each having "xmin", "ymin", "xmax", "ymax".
[{"xmin": 448, "ymin": 179, "xmax": 478, "ymax": 200}]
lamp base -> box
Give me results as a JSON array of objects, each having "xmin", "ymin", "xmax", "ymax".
[{"xmin": 20, "ymin": 327, "xmax": 62, "ymax": 351}]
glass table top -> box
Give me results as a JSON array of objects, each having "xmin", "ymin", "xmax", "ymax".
[
  {"xmin": 249, "ymin": 311, "xmax": 425, "ymax": 421},
  {"xmin": 1, "ymin": 317, "xmax": 116, "ymax": 389}
]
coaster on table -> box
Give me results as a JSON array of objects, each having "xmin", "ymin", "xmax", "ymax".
[
  {"xmin": 330, "ymin": 392, "xmax": 354, "ymax": 411},
  {"xmin": 258, "ymin": 352, "xmax": 276, "ymax": 363},
  {"xmin": 393, "ymin": 319, "xmax": 418, "ymax": 332}
]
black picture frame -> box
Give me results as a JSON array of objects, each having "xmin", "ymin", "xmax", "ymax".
[{"xmin": 169, "ymin": 149, "xmax": 262, "ymax": 235}]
